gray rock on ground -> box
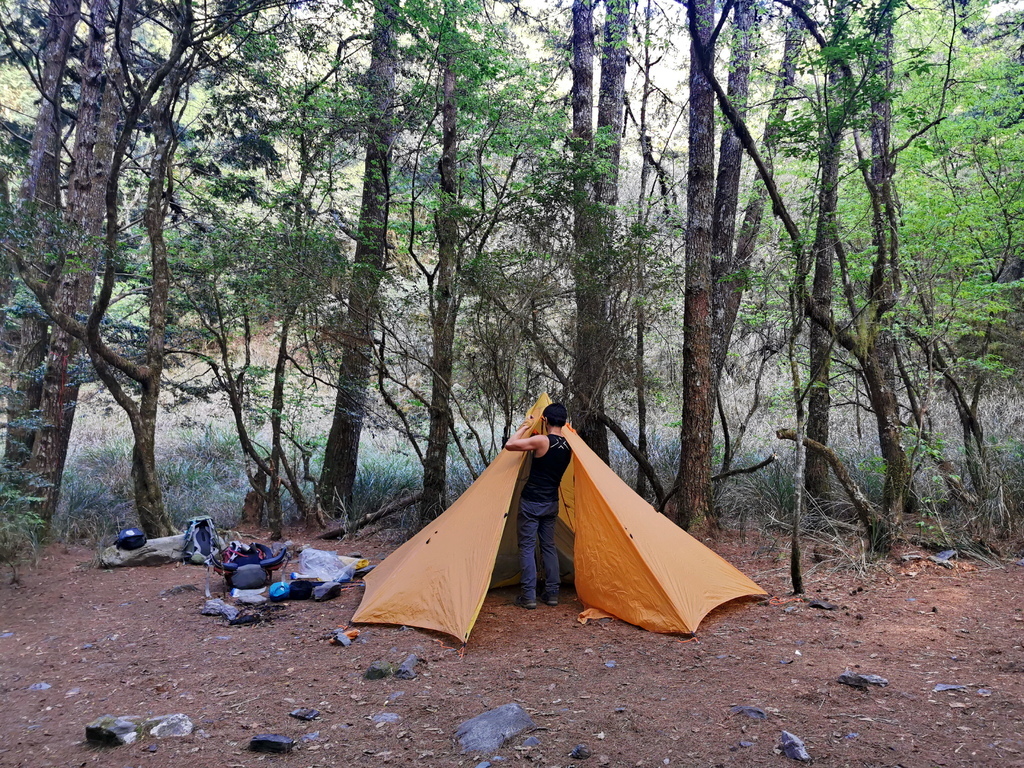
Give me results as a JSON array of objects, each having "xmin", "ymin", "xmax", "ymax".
[
  {"xmin": 394, "ymin": 654, "xmax": 419, "ymax": 680},
  {"xmin": 837, "ymin": 670, "xmax": 889, "ymax": 688},
  {"xmin": 201, "ymin": 599, "xmax": 239, "ymax": 621},
  {"xmin": 364, "ymin": 661, "xmax": 395, "ymax": 679},
  {"xmin": 779, "ymin": 731, "xmax": 811, "ymax": 761},
  {"xmin": 455, "ymin": 703, "xmax": 536, "ymax": 754},
  {"xmin": 98, "ymin": 535, "xmax": 186, "ymax": 568},
  {"xmin": 86, "ymin": 715, "xmax": 141, "ymax": 746},
  {"xmin": 144, "ymin": 714, "xmax": 193, "ymax": 738}
]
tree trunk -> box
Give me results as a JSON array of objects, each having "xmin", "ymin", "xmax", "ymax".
[
  {"xmin": 421, "ymin": 48, "xmax": 459, "ymax": 524},
  {"xmin": 568, "ymin": 0, "xmax": 611, "ymax": 460},
  {"xmin": 674, "ymin": 0, "xmax": 716, "ymax": 529},
  {"xmin": 4, "ymin": 0, "xmax": 80, "ymax": 473},
  {"xmin": 28, "ymin": 0, "xmax": 120, "ymax": 527},
  {"xmin": 708, "ymin": 0, "xmax": 755, "ymax": 387},
  {"xmin": 805, "ymin": 66, "xmax": 843, "ymax": 503},
  {"xmin": 319, "ymin": 0, "xmax": 398, "ymax": 516}
]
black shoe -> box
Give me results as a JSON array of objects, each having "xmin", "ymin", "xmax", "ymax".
[
  {"xmin": 540, "ymin": 592, "xmax": 558, "ymax": 606},
  {"xmin": 515, "ymin": 595, "xmax": 537, "ymax": 610}
]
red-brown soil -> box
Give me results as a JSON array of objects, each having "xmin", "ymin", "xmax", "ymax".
[{"xmin": 1, "ymin": 531, "xmax": 1023, "ymax": 768}]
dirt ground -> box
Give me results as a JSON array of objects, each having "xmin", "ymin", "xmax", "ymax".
[{"xmin": 1, "ymin": 530, "xmax": 1023, "ymax": 768}]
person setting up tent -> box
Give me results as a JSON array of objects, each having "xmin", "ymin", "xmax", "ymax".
[{"xmin": 504, "ymin": 402, "xmax": 572, "ymax": 609}]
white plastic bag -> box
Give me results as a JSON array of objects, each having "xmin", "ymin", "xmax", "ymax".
[{"xmin": 297, "ymin": 547, "xmax": 358, "ymax": 582}]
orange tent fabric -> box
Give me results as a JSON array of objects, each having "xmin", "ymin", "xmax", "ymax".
[{"xmin": 352, "ymin": 396, "xmax": 766, "ymax": 642}]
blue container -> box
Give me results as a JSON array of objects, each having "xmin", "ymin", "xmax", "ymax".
[{"xmin": 268, "ymin": 582, "xmax": 291, "ymax": 602}]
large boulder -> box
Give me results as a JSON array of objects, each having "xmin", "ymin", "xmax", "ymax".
[{"xmin": 98, "ymin": 535, "xmax": 185, "ymax": 568}]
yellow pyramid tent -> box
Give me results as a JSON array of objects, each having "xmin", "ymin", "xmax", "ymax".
[{"xmin": 351, "ymin": 395, "xmax": 766, "ymax": 642}]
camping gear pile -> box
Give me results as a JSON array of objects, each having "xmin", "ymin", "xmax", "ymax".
[{"xmin": 350, "ymin": 394, "xmax": 767, "ymax": 643}]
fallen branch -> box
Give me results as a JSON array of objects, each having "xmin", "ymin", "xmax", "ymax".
[
  {"xmin": 318, "ymin": 491, "xmax": 425, "ymax": 539},
  {"xmin": 776, "ymin": 429, "xmax": 880, "ymax": 535}
]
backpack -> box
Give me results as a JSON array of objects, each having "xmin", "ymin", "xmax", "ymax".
[
  {"xmin": 116, "ymin": 527, "xmax": 146, "ymax": 550},
  {"xmin": 182, "ymin": 516, "xmax": 220, "ymax": 564}
]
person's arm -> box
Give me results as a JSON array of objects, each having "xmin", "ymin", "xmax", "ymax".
[{"xmin": 504, "ymin": 416, "xmax": 549, "ymax": 452}]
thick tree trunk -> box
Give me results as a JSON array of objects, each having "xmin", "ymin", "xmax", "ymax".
[
  {"xmin": 568, "ymin": 0, "xmax": 611, "ymax": 459},
  {"xmin": 319, "ymin": 0, "xmax": 397, "ymax": 516},
  {"xmin": 28, "ymin": 0, "xmax": 120, "ymax": 527},
  {"xmin": 421, "ymin": 52, "xmax": 459, "ymax": 524},
  {"xmin": 4, "ymin": 0, "xmax": 80, "ymax": 473},
  {"xmin": 674, "ymin": 0, "xmax": 716, "ymax": 529}
]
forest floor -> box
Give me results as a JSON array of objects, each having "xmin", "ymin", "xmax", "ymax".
[{"xmin": 1, "ymin": 529, "xmax": 1023, "ymax": 768}]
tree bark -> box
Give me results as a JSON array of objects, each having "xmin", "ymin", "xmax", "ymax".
[
  {"xmin": 420, "ymin": 45, "xmax": 460, "ymax": 525},
  {"xmin": 805, "ymin": 65, "xmax": 844, "ymax": 503},
  {"xmin": 4, "ymin": 0, "xmax": 81, "ymax": 473},
  {"xmin": 319, "ymin": 0, "xmax": 398, "ymax": 517},
  {"xmin": 708, "ymin": 0, "xmax": 755, "ymax": 387},
  {"xmin": 569, "ymin": 0, "xmax": 611, "ymax": 460},
  {"xmin": 27, "ymin": 0, "xmax": 121, "ymax": 527},
  {"xmin": 674, "ymin": 0, "xmax": 716, "ymax": 529}
]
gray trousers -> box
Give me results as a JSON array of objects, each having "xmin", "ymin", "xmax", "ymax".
[{"xmin": 517, "ymin": 499, "xmax": 560, "ymax": 601}]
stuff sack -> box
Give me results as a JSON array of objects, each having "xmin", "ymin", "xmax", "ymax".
[
  {"xmin": 182, "ymin": 516, "xmax": 220, "ymax": 564},
  {"xmin": 212, "ymin": 541, "xmax": 288, "ymax": 590},
  {"xmin": 231, "ymin": 563, "xmax": 269, "ymax": 590},
  {"xmin": 116, "ymin": 527, "xmax": 146, "ymax": 550}
]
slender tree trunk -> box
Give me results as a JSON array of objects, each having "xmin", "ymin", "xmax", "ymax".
[
  {"xmin": 421, "ymin": 49, "xmax": 459, "ymax": 524},
  {"xmin": 708, "ymin": 0, "xmax": 754, "ymax": 390},
  {"xmin": 268, "ymin": 314, "xmax": 291, "ymax": 540},
  {"xmin": 805, "ymin": 67, "xmax": 843, "ymax": 503},
  {"xmin": 712, "ymin": 13, "xmax": 801, "ymax": 382},
  {"xmin": 674, "ymin": 0, "xmax": 716, "ymax": 529},
  {"xmin": 319, "ymin": 0, "xmax": 398, "ymax": 516}
]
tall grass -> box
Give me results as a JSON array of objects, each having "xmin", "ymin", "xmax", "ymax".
[{"xmin": 52, "ymin": 426, "xmax": 249, "ymax": 542}]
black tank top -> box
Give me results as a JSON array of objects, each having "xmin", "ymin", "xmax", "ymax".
[{"xmin": 521, "ymin": 435, "xmax": 572, "ymax": 502}]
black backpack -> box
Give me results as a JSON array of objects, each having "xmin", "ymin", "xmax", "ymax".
[{"xmin": 116, "ymin": 527, "xmax": 146, "ymax": 550}]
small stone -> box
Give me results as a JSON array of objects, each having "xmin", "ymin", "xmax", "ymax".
[
  {"xmin": 730, "ymin": 705, "xmax": 767, "ymax": 720},
  {"xmin": 250, "ymin": 734, "xmax": 294, "ymax": 753},
  {"xmin": 933, "ymin": 684, "xmax": 966, "ymax": 692},
  {"xmin": 395, "ymin": 654, "xmax": 419, "ymax": 680},
  {"xmin": 475, "ymin": 762, "xmax": 492, "ymax": 768},
  {"xmin": 522, "ymin": 736, "xmax": 541, "ymax": 746},
  {"xmin": 837, "ymin": 670, "xmax": 888, "ymax": 688},
  {"xmin": 570, "ymin": 743, "xmax": 591, "ymax": 758},
  {"xmin": 779, "ymin": 730, "xmax": 811, "ymax": 761},
  {"xmin": 455, "ymin": 703, "xmax": 536, "ymax": 754},
  {"xmin": 145, "ymin": 714, "xmax": 193, "ymax": 738},
  {"xmin": 808, "ymin": 600, "xmax": 838, "ymax": 610},
  {"xmin": 0, "ymin": 632, "xmax": 13, "ymax": 638},
  {"xmin": 301, "ymin": 731, "xmax": 320, "ymax": 742},
  {"xmin": 739, "ymin": 741, "xmax": 754, "ymax": 748},
  {"xmin": 289, "ymin": 708, "xmax": 320, "ymax": 721},
  {"xmin": 201, "ymin": 599, "xmax": 239, "ymax": 621},
  {"xmin": 364, "ymin": 661, "xmax": 395, "ymax": 680},
  {"xmin": 28, "ymin": 682, "xmax": 51, "ymax": 691},
  {"xmin": 372, "ymin": 712, "xmax": 400, "ymax": 723},
  {"xmin": 604, "ymin": 660, "xmax": 617, "ymax": 668}
]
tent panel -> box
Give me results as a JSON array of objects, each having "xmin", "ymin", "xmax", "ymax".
[
  {"xmin": 352, "ymin": 449, "xmax": 525, "ymax": 640},
  {"xmin": 567, "ymin": 430, "xmax": 766, "ymax": 634}
]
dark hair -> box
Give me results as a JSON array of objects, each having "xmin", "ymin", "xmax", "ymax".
[{"xmin": 543, "ymin": 403, "xmax": 568, "ymax": 427}]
